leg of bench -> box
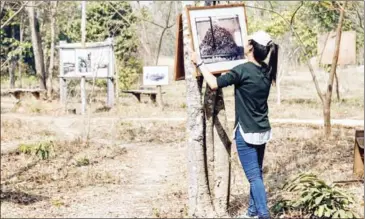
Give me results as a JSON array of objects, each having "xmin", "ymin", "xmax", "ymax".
[
  {"xmin": 150, "ymin": 94, "xmax": 157, "ymax": 103},
  {"xmin": 31, "ymin": 91, "xmax": 40, "ymax": 100},
  {"xmin": 132, "ymin": 93, "xmax": 141, "ymax": 102}
]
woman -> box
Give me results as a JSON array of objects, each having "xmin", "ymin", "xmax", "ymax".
[{"xmin": 191, "ymin": 30, "xmax": 278, "ymax": 219}]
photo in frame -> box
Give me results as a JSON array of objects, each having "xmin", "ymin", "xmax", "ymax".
[
  {"xmin": 186, "ymin": 4, "xmax": 248, "ymax": 75},
  {"xmin": 143, "ymin": 66, "xmax": 169, "ymax": 86}
]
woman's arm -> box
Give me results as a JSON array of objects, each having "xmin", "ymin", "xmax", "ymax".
[
  {"xmin": 191, "ymin": 52, "xmax": 218, "ymax": 90},
  {"xmin": 191, "ymin": 52, "xmax": 242, "ymax": 89}
]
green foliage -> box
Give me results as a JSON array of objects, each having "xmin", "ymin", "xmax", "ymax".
[
  {"xmin": 75, "ymin": 157, "xmax": 90, "ymax": 167},
  {"xmin": 247, "ymin": 1, "xmax": 364, "ymax": 64},
  {"xmin": 272, "ymin": 173, "xmax": 358, "ymax": 218},
  {"xmin": 58, "ymin": 1, "xmax": 142, "ymax": 89},
  {"xmin": 18, "ymin": 141, "xmax": 54, "ymax": 160}
]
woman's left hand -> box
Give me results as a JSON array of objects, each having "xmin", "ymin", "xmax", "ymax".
[{"xmin": 190, "ymin": 51, "xmax": 198, "ymax": 64}]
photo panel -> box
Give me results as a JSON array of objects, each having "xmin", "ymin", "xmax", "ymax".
[
  {"xmin": 187, "ymin": 4, "xmax": 248, "ymax": 75},
  {"xmin": 143, "ymin": 66, "xmax": 169, "ymax": 86}
]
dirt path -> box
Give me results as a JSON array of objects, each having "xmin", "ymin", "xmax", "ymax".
[
  {"xmin": 1, "ymin": 142, "xmax": 187, "ymax": 218},
  {"xmin": 2, "ymin": 113, "xmax": 363, "ymax": 126}
]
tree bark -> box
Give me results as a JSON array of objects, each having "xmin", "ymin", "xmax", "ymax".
[
  {"xmin": 47, "ymin": 1, "xmax": 57, "ymax": 99},
  {"xmin": 182, "ymin": 2, "xmax": 215, "ymax": 217},
  {"xmin": 323, "ymin": 2, "xmax": 346, "ymax": 137},
  {"xmin": 9, "ymin": 57, "xmax": 16, "ymax": 88},
  {"xmin": 204, "ymin": 85, "xmax": 216, "ymax": 204},
  {"xmin": 212, "ymin": 88, "xmax": 231, "ymax": 216},
  {"xmin": 81, "ymin": 1, "xmax": 86, "ymax": 45},
  {"xmin": 276, "ymin": 76, "xmax": 281, "ymax": 105},
  {"xmin": 27, "ymin": 1, "xmax": 46, "ymax": 90},
  {"xmin": 18, "ymin": 13, "xmax": 24, "ymax": 88},
  {"xmin": 334, "ymin": 71, "xmax": 340, "ymax": 101},
  {"xmin": 9, "ymin": 26, "xmax": 16, "ymax": 88}
]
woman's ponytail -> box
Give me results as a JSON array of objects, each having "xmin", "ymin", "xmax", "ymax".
[{"xmin": 268, "ymin": 42, "xmax": 279, "ymax": 85}]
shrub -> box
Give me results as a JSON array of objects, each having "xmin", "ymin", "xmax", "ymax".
[{"xmin": 272, "ymin": 173, "xmax": 358, "ymax": 218}]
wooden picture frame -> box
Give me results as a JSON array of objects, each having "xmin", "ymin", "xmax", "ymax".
[
  {"xmin": 174, "ymin": 14, "xmax": 185, "ymax": 81},
  {"xmin": 186, "ymin": 3, "xmax": 248, "ymax": 77}
]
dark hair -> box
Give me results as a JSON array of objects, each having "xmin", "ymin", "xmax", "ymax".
[{"xmin": 249, "ymin": 39, "xmax": 279, "ymax": 85}]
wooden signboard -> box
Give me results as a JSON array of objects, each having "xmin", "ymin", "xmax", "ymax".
[
  {"xmin": 174, "ymin": 14, "xmax": 186, "ymax": 81},
  {"xmin": 317, "ymin": 31, "xmax": 356, "ymax": 65},
  {"xmin": 174, "ymin": 4, "xmax": 248, "ymax": 80}
]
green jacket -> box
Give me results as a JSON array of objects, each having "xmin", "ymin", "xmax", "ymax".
[{"xmin": 217, "ymin": 62, "xmax": 272, "ymax": 133}]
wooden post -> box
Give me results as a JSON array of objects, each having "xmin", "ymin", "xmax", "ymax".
[
  {"xmin": 60, "ymin": 77, "xmax": 67, "ymax": 104},
  {"xmin": 157, "ymin": 85, "xmax": 163, "ymax": 108},
  {"xmin": 81, "ymin": 76, "xmax": 86, "ymax": 115},
  {"xmin": 107, "ymin": 77, "xmax": 114, "ymax": 107}
]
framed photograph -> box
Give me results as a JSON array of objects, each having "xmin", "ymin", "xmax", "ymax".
[
  {"xmin": 143, "ymin": 66, "xmax": 169, "ymax": 86},
  {"xmin": 186, "ymin": 4, "xmax": 248, "ymax": 75}
]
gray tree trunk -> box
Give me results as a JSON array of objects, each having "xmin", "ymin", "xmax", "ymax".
[
  {"xmin": 182, "ymin": 3, "xmax": 215, "ymax": 217},
  {"xmin": 212, "ymin": 88, "xmax": 231, "ymax": 216},
  {"xmin": 9, "ymin": 57, "xmax": 16, "ymax": 89},
  {"xmin": 27, "ymin": 1, "xmax": 46, "ymax": 90},
  {"xmin": 204, "ymin": 86, "xmax": 231, "ymax": 217},
  {"xmin": 47, "ymin": 1, "xmax": 57, "ymax": 99},
  {"xmin": 18, "ymin": 14, "xmax": 24, "ymax": 88}
]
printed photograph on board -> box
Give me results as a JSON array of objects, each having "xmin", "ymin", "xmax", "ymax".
[
  {"xmin": 195, "ymin": 15, "xmax": 244, "ymax": 64},
  {"xmin": 143, "ymin": 66, "xmax": 169, "ymax": 86},
  {"xmin": 187, "ymin": 4, "xmax": 248, "ymax": 74}
]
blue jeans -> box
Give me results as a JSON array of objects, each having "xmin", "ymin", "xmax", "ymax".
[{"xmin": 235, "ymin": 128, "xmax": 270, "ymax": 219}]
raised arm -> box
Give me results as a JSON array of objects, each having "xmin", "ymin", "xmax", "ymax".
[
  {"xmin": 190, "ymin": 52, "xmax": 242, "ymax": 90},
  {"xmin": 190, "ymin": 52, "xmax": 218, "ymax": 90}
]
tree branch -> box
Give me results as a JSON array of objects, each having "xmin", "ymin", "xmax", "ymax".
[
  {"xmin": 1, "ymin": 1, "xmax": 28, "ymax": 29},
  {"xmin": 290, "ymin": 1, "xmax": 303, "ymax": 26},
  {"xmin": 326, "ymin": 2, "xmax": 347, "ymax": 103}
]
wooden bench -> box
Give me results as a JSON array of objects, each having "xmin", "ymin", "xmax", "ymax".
[
  {"xmin": 0, "ymin": 88, "xmax": 45, "ymax": 101},
  {"xmin": 122, "ymin": 88, "xmax": 165, "ymax": 103}
]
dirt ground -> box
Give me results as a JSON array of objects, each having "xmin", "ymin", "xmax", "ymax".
[{"xmin": 1, "ymin": 63, "xmax": 364, "ymax": 218}]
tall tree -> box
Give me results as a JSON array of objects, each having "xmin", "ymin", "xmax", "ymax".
[
  {"xmin": 47, "ymin": 1, "xmax": 57, "ymax": 98},
  {"xmin": 182, "ymin": 1, "xmax": 215, "ymax": 217},
  {"xmin": 202, "ymin": 2, "xmax": 231, "ymax": 217},
  {"xmin": 26, "ymin": 1, "xmax": 46, "ymax": 89}
]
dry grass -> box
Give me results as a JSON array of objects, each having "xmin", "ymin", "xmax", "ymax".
[
  {"xmin": 0, "ymin": 60, "xmax": 363, "ymax": 217},
  {"xmin": 1, "ymin": 114, "xmax": 363, "ymax": 217}
]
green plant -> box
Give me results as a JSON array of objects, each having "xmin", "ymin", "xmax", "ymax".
[
  {"xmin": 18, "ymin": 143, "xmax": 33, "ymax": 154},
  {"xmin": 34, "ymin": 141, "xmax": 54, "ymax": 160},
  {"xmin": 272, "ymin": 173, "xmax": 358, "ymax": 218},
  {"xmin": 18, "ymin": 141, "xmax": 54, "ymax": 160},
  {"xmin": 75, "ymin": 157, "xmax": 90, "ymax": 167}
]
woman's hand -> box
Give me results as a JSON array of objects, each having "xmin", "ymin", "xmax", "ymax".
[{"xmin": 190, "ymin": 51, "xmax": 198, "ymax": 65}]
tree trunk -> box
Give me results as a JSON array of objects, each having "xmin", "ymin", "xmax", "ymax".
[
  {"xmin": 81, "ymin": 1, "xmax": 86, "ymax": 45},
  {"xmin": 212, "ymin": 88, "xmax": 231, "ymax": 216},
  {"xmin": 182, "ymin": 3, "xmax": 215, "ymax": 217},
  {"xmin": 18, "ymin": 13, "xmax": 24, "ymax": 88},
  {"xmin": 47, "ymin": 1, "xmax": 57, "ymax": 99},
  {"xmin": 276, "ymin": 78, "xmax": 281, "ymax": 105},
  {"xmin": 9, "ymin": 57, "xmax": 16, "ymax": 88},
  {"xmin": 27, "ymin": 1, "xmax": 46, "ymax": 90},
  {"xmin": 323, "ymin": 102, "xmax": 331, "ymax": 137},
  {"xmin": 323, "ymin": 2, "xmax": 346, "ymax": 137},
  {"xmin": 334, "ymin": 71, "xmax": 340, "ymax": 101},
  {"xmin": 9, "ymin": 26, "xmax": 16, "ymax": 88},
  {"xmin": 204, "ymin": 85, "xmax": 216, "ymax": 204}
]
